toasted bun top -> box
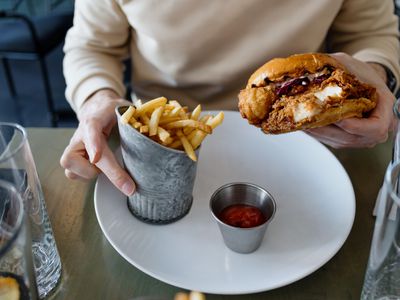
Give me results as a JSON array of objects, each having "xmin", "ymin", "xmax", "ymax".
[{"xmin": 247, "ymin": 53, "xmax": 347, "ymax": 88}]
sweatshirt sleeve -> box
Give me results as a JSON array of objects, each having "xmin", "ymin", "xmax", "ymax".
[
  {"xmin": 63, "ymin": 0, "xmax": 130, "ymax": 111},
  {"xmin": 328, "ymin": 0, "xmax": 400, "ymax": 92}
]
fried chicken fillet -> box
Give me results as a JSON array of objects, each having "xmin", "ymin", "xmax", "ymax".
[{"xmin": 238, "ymin": 53, "xmax": 377, "ymax": 134}]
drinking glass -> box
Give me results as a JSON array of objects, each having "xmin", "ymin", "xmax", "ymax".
[
  {"xmin": 0, "ymin": 179, "xmax": 39, "ymax": 300},
  {"xmin": 361, "ymin": 160, "xmax": 400, "ymax": 299},
  {"xmin": 0, "ymin": 123, "xmax": 61, "ymax": 298},
  {"xmin": 393, "ymin": 98, "xmax": 400, "ymax": 163}
]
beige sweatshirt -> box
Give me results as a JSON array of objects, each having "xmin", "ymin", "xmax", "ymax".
[{"xmin": 64, "ymin": 0, "xmax": 400, "ymax": 112}]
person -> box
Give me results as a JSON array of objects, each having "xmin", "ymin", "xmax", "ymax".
[{"xmin": 60, "ymin": 0, "xmax": 400, "ymax": 196}]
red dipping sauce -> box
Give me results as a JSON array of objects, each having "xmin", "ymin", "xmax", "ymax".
[{"xmin": 218, "ymin": 204, "xmax": 267, "ymax": 228}]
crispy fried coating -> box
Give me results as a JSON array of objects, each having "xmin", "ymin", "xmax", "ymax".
[{"xmin": 238, "ymin": 87, "xmax": 276, "ymax": 126}]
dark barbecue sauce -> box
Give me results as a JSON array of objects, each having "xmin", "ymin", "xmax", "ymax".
[{"xmin": 218, "ymin": 204, "xmax": 267, "ymax": 228}]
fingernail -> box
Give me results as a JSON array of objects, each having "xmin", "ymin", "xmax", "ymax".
[{"xmin": 122, "ymin": 180, "xmax": 135, "ymax": 196}]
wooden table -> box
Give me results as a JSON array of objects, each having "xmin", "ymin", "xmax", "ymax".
[{"xmin": 27, "ymin": 127, "xmax": 392, "ymax": 300}]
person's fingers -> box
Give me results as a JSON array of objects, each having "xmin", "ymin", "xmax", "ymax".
[
  {"xmin": 95, "ymin": 145, "xmax": 136, "ymax": 196},
  {"xmin": 60, "ymin": 141, "xmax": 101, "ymax": 180},
  {"xmin": 335, "ymin": 117, "xmax": 389, "ymax": 144},
  {"xmin": 305, "ymin": 125, "xmax": 375, "ymax": 148},
  {"xmin": 307, "ymin": 133, "xmax": 374, "ymax": 148},
  {"xmin": 83, "ymin": 119, "xmax": 105, "ymax": 164}
]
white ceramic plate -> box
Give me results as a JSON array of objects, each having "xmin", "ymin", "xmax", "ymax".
[{"xmin": 94, "ymin": 111, "xmax": 355, "ymax": 295}]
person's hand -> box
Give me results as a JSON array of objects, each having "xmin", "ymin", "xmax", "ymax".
[
  {"xmin": 305, "ymin": 52, "xmax": 396, "ymax": 148},
  {"xmin": 60, "ymin": 89, "xmax": 136, "ymax": 196}
]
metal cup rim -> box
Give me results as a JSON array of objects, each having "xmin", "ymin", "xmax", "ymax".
[
  {"xmin": 116, "ymin": 105, "xmax": 196, "ymax": 155},
  {"xmin": 209, "ymin": 182, "xmax": 276, "ymax": 230}
]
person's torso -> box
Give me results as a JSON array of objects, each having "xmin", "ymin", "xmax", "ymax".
[{"xmin": 120, "ymin": 0, "xmax": 343, "ymax": 109}]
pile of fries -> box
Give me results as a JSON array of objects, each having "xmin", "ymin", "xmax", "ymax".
[{"xmin": 121, "ymin": 97, "xmax": 224, "ymax": 161}]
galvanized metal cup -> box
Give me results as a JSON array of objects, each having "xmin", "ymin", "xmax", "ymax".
[
  {"xmin": 210, "ymin": 182, "xmax": 276, "ymax": 253},
  {"xmin": 116, "ymin": 106, "xmax": 199, "ymax": 224}
]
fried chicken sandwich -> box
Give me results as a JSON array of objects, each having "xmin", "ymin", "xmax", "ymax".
[{"xmin": 238, "ymin": 53, "xmax": 377, "ymax": 134}]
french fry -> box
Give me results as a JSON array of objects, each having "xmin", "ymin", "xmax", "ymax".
[
  {"xmin": 183, "ymin": 127, "xmax": 195, "ymax": 135},
  {"xmin": 169, "ymin": 100, "xmax": 182, "ymax": 108},
  {"xmin": 189, "ymin": 291, "xmax": 206, "ymax": 300},
  {"xmin": 186, "ymin": 129, "xmax": 198, "ymax": 141},
  {"xmin": 139, "ymin": 125, "xmax": 149, "ymax": 134},
  {"xmin": 134, "ymin": 96, "xmax": 167, "ymax": 116},
  {"xmin": 190, "ymin": 104, "xmax": 201, "ymax": 120},
  {"xmin": 158, "ymin": 116, "xmax": 181, "ymax": 125},
  {"xmin": 190, "ymin": 130, "xmax": 207, "ymax": 150},
  {"xmin": 199, "ymin": 114, "xmax": 211, "ymax": 123},
  {"xmin": 121, "ymin": 96, "xmax": 223, "ymax": 160},
  {"xmin": 149, "ymin": 106, "xmax": 164, "ymax": 136},
  {"xmin": 169, "ymin": 107, "xmax": 182, "ymax": 117},
  {"xmin": 121, "ymin": 106, "xmax": 136, "ymax": 124},
  {"xmin": 164, "ymin": 104, "xmax": 176, "ymax": 111},
  {"xmin": 128, "ymin": 116, "xmax": 138, "ymax": 125},
  {"xmin": 208, "ymin": 111, "xmax": 224, "ymax": 129},
  {"xmin": 169, "ymin": 101, "xmax": 190, "ymax": 118},
  {"xmin": 179, "ymin": 110, "xmax": 189, "ymax": 119},
  {"xmin": 183, "ymin": 105, "xmax": 201, "ymax": 135},
  {"xmin": 157, "ymin": 126, "xmax": 170, "ymax": 142},
  {"xmin": 132, "ymin": 121, "xmax": 142, "ymax": 129},
  {"xmin": 176, "ymin": 130, "xmax": 197, "ymax": 161},
  {"xmin": 164, "ymin": 120, "xmax": 212, "ymax": 134},
  {"xmin": 174, "ymin": 292, "xmax": 190, "ymax": 300},
  {"xmin": 189, "ymin": 113, "xmax": 224, "ymax": 149},
  {"xmin": 174, "ymin": 291, "xmax": 205, "ymax": 300},
  {"xmin": 160, "ymin": 136, "xmax": 174, "ymax": 146},
  {"xmin": 169, "ymin": 139, "xmax": 182, "ymax": 149},
  {"xmin": 139, "ymin": 114, "xmax": 150, "ymax": 125}
]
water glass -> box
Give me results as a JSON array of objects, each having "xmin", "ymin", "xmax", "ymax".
[
  {"xmin": 0, "ymin": 123, "xmax": 61, "ymax": 298},
  {"xmin": 0, "ymin": 179, "xmax": 38, "ymax": 300},
  {"xmin": 392, "ymin": 98, "xmax": 400, "ymax": 163},
  {"xmin": 361, "ymin": 161, "xmax": 400, "ymax": 299}
]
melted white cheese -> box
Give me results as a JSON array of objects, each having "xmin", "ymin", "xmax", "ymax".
[{"xmin": 314, "ymin": 85, "xmax": 343, "ymax": 102}]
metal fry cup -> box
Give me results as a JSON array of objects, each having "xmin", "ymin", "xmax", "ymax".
[
  {"xmin": 210, "ymin": 182, "xmax": 276, "ymax": 253},
  {"xmin": 116, "ymin": 106, "xmax": 199, "ymax": 224}
]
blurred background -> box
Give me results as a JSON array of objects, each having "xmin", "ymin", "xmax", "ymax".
[
  {"xmin": 1, "ymin": 1, "xmax": 399, "ymax": 128},
  {"xmin": 0, "ymin": 0, "xmax": 76, "ymax": 127}
]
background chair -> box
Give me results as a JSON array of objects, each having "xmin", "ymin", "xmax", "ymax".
[{"xmin": 0, "ymin": 0, "xmax": 74, "ymax": 127}]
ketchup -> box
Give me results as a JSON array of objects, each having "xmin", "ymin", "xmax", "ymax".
[{"xmin": 218, "ymin": 204, "xmax": 267, "ymax": 228}]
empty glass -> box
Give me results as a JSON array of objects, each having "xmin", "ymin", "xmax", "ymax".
[
  {"xmin": 0, "ymin": 123, "xmax": 61, "ymax": 298},
  {"xmin": 361, "ymin": 98, "xmax": 400, "ymax": 299},
  {"xmin": 393, "ymin": 98, "xmax": 400, "ymax": 163},
  {"xmin": 361, "ymin": 161, "xmax": 400, "ymax": 299},
  {"xmin": 0, "ymin": 179, "xmax": 39, "ymax": 300}
]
